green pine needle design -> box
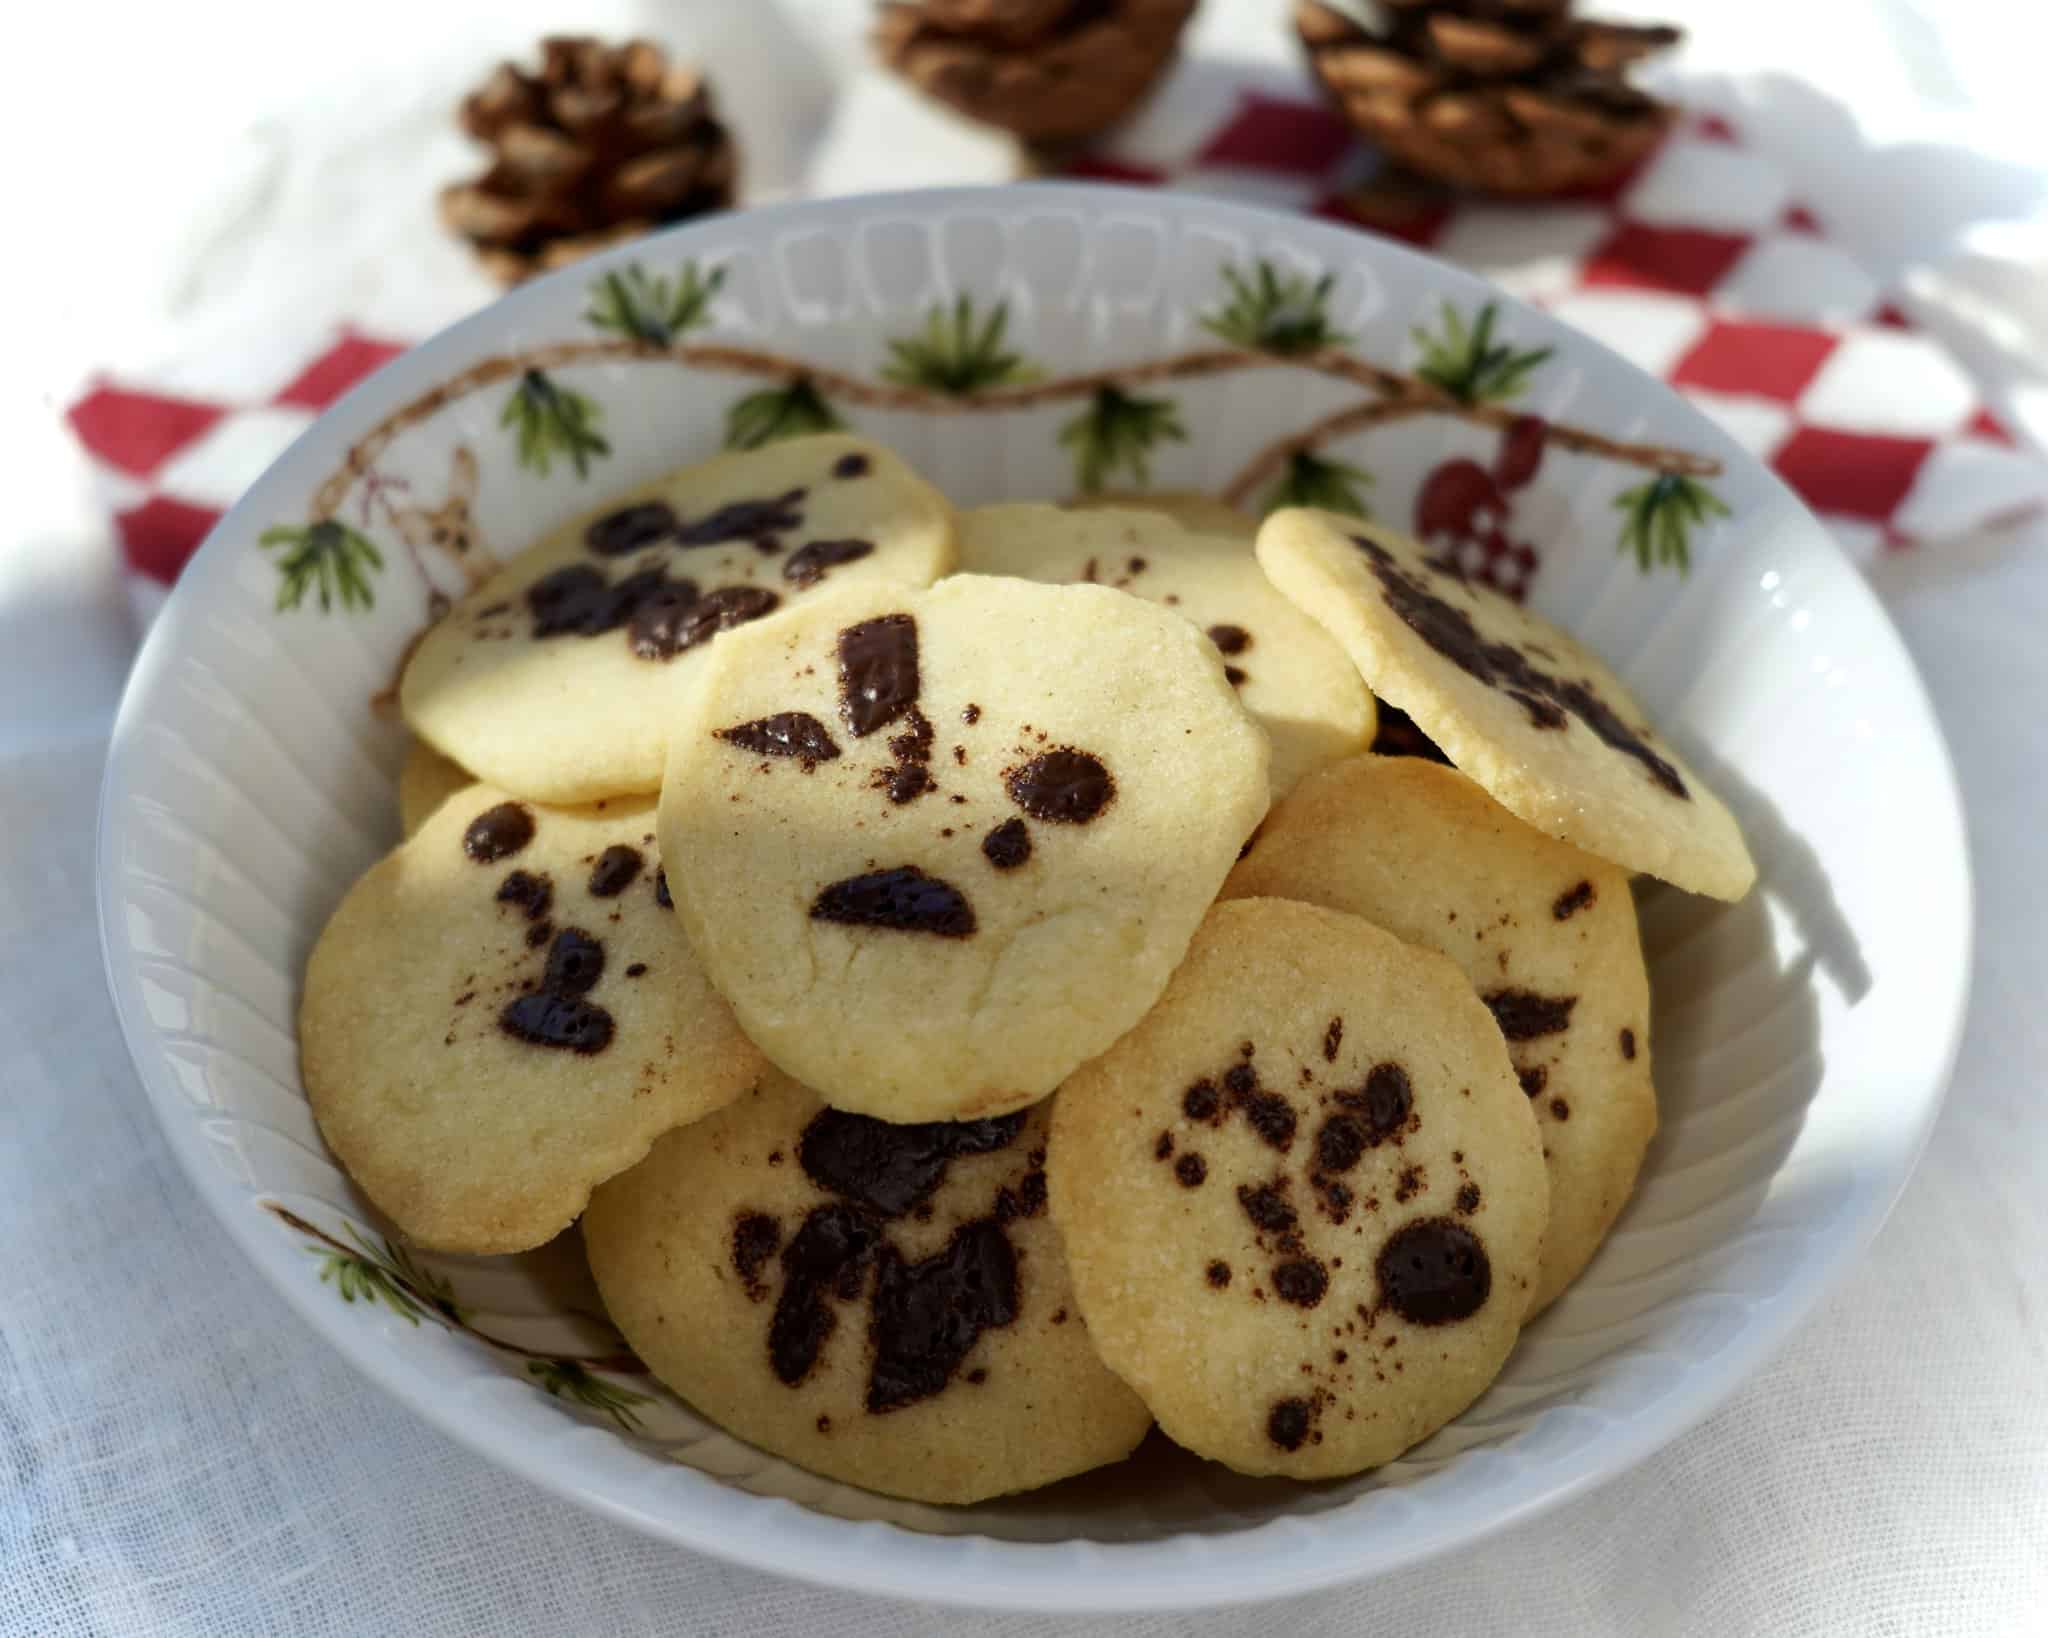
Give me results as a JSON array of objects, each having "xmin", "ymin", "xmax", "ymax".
[
  {"xmin": 725, "ymin": 376, "xmax": 847, "ymax": 450},
  {"xmin": 501, "ymin": 369, "xmax": 610, "ymax": 477},
  {"xmin": 258, "ymin": 520, "xmax": 384, "ymax": 612},
  {"xmin": 1059, "ymin": 386, "xmax": 1188, "ymax": 493},
  {"xmin": 883, "ymin": 295, "xmax": 1040, "ymax": 395},
  {"xmin": 312, "ymin": 1224, "xmax": 464, "ymax": 1326},
  {"xmin": 1411, "ymin": 301, "xmax": 1553, "ymax": 405},
  {"xmin": 1614, "ymin": 474, "xmax": 1730, "ymax": 575},
  {"xmin": 527, "ymin": 1359, "xmax": 654, "ymax": 1432},
  {"xmin": 1262, "ymin": 451, "xmax": 1374, "ymax": 518},
  {"xmin": 1204, "ymin": 261, "xmax": 1348, "ymax": 356},
  {"xmin": 584, "ymin": 260, "xmax": 725, "ymax": 346}
]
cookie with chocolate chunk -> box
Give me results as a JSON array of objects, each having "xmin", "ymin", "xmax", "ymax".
[
  {"xmin": 301, "ymin": 785, "xmax": 762, "ymax": 1253},
  {"xmin": 1226, "ymin": 755, "xmax": 1654, "ymax": 1314},
  {"xmin": 584, "ymin": 1071, "xmax": 1150, "ymax": 1504},
  {"xmin": 401, "ymin": 437, "xmax": 955, "ymax": 804},
  {"xmin": 1256, "ymin": 512, "xmax": 1754, "ymax": 900},
  {"xmin": 958, "ymin": 504, "xmax": 1374, "ymax": 799},
  {"xmin": 659, "ymin": 574, "xmax": 1269, "ymax": 1122},
  {"xmin": 397, "ymin": 739, "xmax": 474, "ymax": 837},
  {"xmin": 1049, "ymin": 897, "xmax": 1547, "ymax": 1478}
]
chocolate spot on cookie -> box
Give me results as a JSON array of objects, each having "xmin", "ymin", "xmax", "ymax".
[
  {"xmin": 874, "ymin": 707, "xmax": 936, "ymax": 804},
  {"xmin": 866, "ymin": 1219, "xmax": 1019, "ymax": 1414},
  {"xmin": 1455, "ymin": 1183, "xmax": 1481, "ymax": 1215},
  {"xmin": 1223, "ymin": 1061, "xmax": 1297, "ymax": 1153},
  {"xmin": 1484, "ymin": 989, "xmax": 1578, "ymax": 1042},
  {"xmin": 1272, "ymin": 1257, "xmax": 1329, "ymax": 1309},
  {"xmin": 495, "ymin": 868, "xmax": 552, "ymax": 921},
  {"xmin": 464, "ymin": 802, "xmax": 534, "ymax": 863},
  {"xmin": 1517, "ymin": 1065, "xmax": 1547, "ymax": 1099},
  {"xmin": 1182, "ymin": 1080, "xmax": 1220, "ymax": 1121},
  {"xmin": 1336, "ymin": 1063, "xmax": 1412, "ymax": 1145},
  {"xmin": 1323, "ymin": 1017, "xmax": 1343, "ymax": 1062},
  {"xmin": 1206, "ymin": 1260, "xmax": 1232, "ymax": 1289},
  {"xmin": 1206, "ymin": 623, "xmax": 1251, "ymax": 656},
  {"xmin": 961, "ymin": 704, "xmax": 981, "ymax": 725},
  {"xmin": 1174, "ymin": 1153, "xmax": 1208, "ymax": 1188},
  {"xmin": 654, "ymin": 869, "xmax": 672, "ymax": 909},
  {"xmin": 832, "ymin": 452, "xmax": 869, "ymax": 479},
  {"xmin": 1350, "ymin": 535, "xmax": 1687, "ymax": 798},
  {"xmin": 981, "ymin": 817, "xmax": 1031, "ymax": 871},
  {"xmin": 1550, "ymin": 1097, "xmax": 1571, "ymax": 1121},
  {"xmin": 498, "ymin": 928, "xmax": 613, "ymax": 1054},
  {"xmin": 632, "ymin": 583, "xmax": 778, "ymax": 660},
  {"xmin": 1377, "ymin": 1218, "xmax": 1491, "ymax": 1325},
  {"xmin": 586, "ymin": 846, "xmax": 644, "ymax": 897},
  {"xmin": 1267, "ymin": 1397, "xmax": 1314, "ymax": 1452},
  {"xmin": 674, "ymin": 488, "xmax": 805, "ymax": 548},
  {"xmin": 1553, "ymin": 880, "xmax": 1596, "ymax": 920},
  {"xmin": 1237, "ymin": 1182, "xmax": 1298, "ymax": 1237},
  {"xmin": 1370, "ymin": 702, "xmax": 1451, "ymax": 763},
  {"xmin": 1394, "ymin": 1165, "xmax": 1425, "ymax": 1204},
  {"xmin": 1223, "ymin": 665, "xmax": 1248, "ymax": 688},
  {"xmin": 716, "ymin": 712, "xmax": 842, "ymax": 765},
  {"xmin": 1154, "ymin": 1131, "xmax": 1175, "ymax": 1161},
  {"xmin": 810, "ymin": 866, "xmax": 975, "ymax": 937},
  {"xmin": 837, "ymin": 614, "xmax": 920, "ymax": 737},
  {"xmin": 769, "ymin": 1203, "xmax": 881, "ymax": 1386},
  {"xmin": 1005, "ymin": 748, "xmax": 1114, "ymax": 824},
  {"xmin": 731, "ymin": 1211, "xmax": 782, "ymax": 1301},
  {"xmin": 1620, "ymin": 1027, "xmax": 1637, "ymax": 1060},
  {"xmin": 1314, "ymin": 1114, "xmax": 1368, "ymax": 1174},
  {"xmin": 798, "ymin": 1106, "xmax": 1024, "ymax": 1219},
  {"xmin": 783, "ymin": 538, "xmax": 874, "ymax": 589},
  {"xmin": 585, "ymin": 501, "xmax": 678, "ymax": 557}
]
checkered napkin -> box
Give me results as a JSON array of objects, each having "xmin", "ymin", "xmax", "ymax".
[{"xmin": 64, "ymin": 94, "xmax": 2047, "ymax": 611}]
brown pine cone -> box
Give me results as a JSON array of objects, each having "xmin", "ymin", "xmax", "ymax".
[
  {"xmin": 441, "ymin": 37, "xmax": 738, "ymax": 284},
  {"xmin": 876, "ymin": 0, "xmax": 1198, "ymax": 147},
  {"xmin": 1297, "ymin": 0, "xmax": 1680, "ymax": 197}
]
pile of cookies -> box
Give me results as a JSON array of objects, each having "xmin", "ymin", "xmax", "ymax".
[{"xmin": 300, "ymin": 433, "xmax": 1754, "ymax": 1503}]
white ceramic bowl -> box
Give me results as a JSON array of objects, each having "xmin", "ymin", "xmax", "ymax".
[{"xmin": 97, "ymin": 186, "xmax": 1969, "ymax": 1612}]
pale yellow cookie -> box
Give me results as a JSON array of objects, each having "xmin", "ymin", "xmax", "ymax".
[
  {"xmin": 585, "ymin": 1072, "xmax": 1151, "ymax": 1504},
  {"xmin": 957, "ymin": 503, "xmax": 1374, "ymax": 799},
  {"xmin": 301, "ymin": 785, "xmax": 763, "ymax": 1252},
  {"xmin": 1225, "ymin": 755, "xmax": 1654, "ymax": 1313},
  {"xmin": 400, "ymin": 436, "xmax": 955, "ymax": 804},
  {"xmin": 1050, "ymin": 897, "xmax": 1547, "ymax": 1479},
  {"xmin": 1256, "ymin": 511, "xmax": 1754, "ymax": 900},
  {"xmin": 1065, "ymin": 489, "xmax": 1255, "ymax": 538},
  {"xmin": 396, "ymin": 739, "xmax": 474, "ymax": 837},
  {"xmin": 659, "ymin": 574, "xmax": 1270, "ymax": 1123}
]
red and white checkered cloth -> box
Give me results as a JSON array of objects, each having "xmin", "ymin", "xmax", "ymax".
[{"xmin": 66, "ymin": 94, "xmax": 2047, "ymax": 606}]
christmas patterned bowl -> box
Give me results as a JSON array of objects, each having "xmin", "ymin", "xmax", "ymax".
[{"xmin": 97, "ymin": 185, "xmax": 1968, "ymax": 1612}]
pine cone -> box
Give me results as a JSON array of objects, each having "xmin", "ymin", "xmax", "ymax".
[
  {"xmin": 441, "ymin": 37, "xmax": 738, "ymax": 284},
  {"xmin": 1297, "ymin": 1, "xmax": 1680, "ymax": 197},
  {"xmin": 876, "ymin": 0, "xmax": 1197, "ymax": 147}
]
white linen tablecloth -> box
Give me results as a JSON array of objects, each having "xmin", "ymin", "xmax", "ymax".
[{"xmin": 5, "ymin": 3, "xmax": 2046, "ymax": 1632}]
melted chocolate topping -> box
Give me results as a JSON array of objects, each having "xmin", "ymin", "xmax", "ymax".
[
  {"xmin": 837, "ymin": 614, "xmax": 920, "ymax": 737},
  {"xmin": 783, "ymin": 538, "xmax": 875, "ymax": 589},
  {"xmin": 1004, "ymin": 749, "xmax": 1114, "ymax": 824},
  {"xmin": 1271, "ymin": 1257, "xmax": 1329, "ymax": 1309},
  {"xmin": 832, "ymin": 452, "xmax": 870, "ymax": 479},
  {"xmin": 1174, "ymin": 1152, "xmax": 1208, "ymax": 1188},
  {"xmin": 716, "ymin": 712, "xmax": 842, "ymax": 764},
  {"xmin": 673, "ymin": 488, "xmax": 805, "ymax": 548},
  {"xmin": 1369, "ymin": 702, "xmax": 1451, "ymax": 764},
  {"xmin": 876, "ymin": 707, "xmax": 935, "ymax": 804},
  {"xmin": 654, "ymin": 869, "xmax": 672, "ymax": 909},
  {"xmin": 810, "ymin": 866, "xmax": 975, "ymax": 937},
  {"xmin": 1377, "ymin": 1217, "xmax": 1491, "ymax": 1326},
  {"xmin": 632, "ymin": 583, "xmax": 779, "ymax": 660},
  {"xmin": 464, "ymin": 802, "xmax": 534, "ymax": 863},
  {"xmin": 498, "ymin": 927, "xmax": 612, "ymax": 1054},
  {"xmin": 1484, "ymin": 989, "xmax": 1578, "ymax": 1041},
  {"xmin": 797, "ymin": 1106, "xmax": 1025, "ymax": 1219},
  {"xmin": 1323, "ymin": 1016, "xmax": 1343, "ymax": 1062},
  {"xmin": 1267, "ymin": 1397, "xmax": 1313, "ymax": 1452},
  {"xmin": 586, "ymin": 846, "xmax": 644, "ymax": 897},
  {"xmin": 1206, "ymin": 623, "xmax": 1251, "ymax": 655},
  {"xmin": 730, "ymin": 1211, "xmax": 782, "ymax": 1301},
  {"xmin": 981, "ymin": 817, "xmax": 1032, "ymax": 870},
  {"xmin": 1336, "ymin": 1062, "xmax": 1413, "ymax": 1143},
  {"xmin": 768, "ymin": 1203, "xmax": 880, "ymax": 1386},
  {"xmin": 1352, "ymin": 535, "xmax": 1687, "ymax": 796},
  {"xmin": 866, "ymin": 1221, "xmax": 1019, "ymax": 1414},
  {"xmin": 495, "ymin": 869, "xmax": 552, "ymax": 921},
  {"xmin": 1314, "ymin": 1113, "xmax": 1368, "ymax": 1174},
  {"xmin": 585, "ymin": 501, "xmax": 678, "ymax": 557},
  {"xmin": 1620, "ymin": 1027, "xmax": 1637, "ymax": 1060},
  {"xmin": 1552, "ymin": 880, "xmax": 1596, "ymax": 920},
  {"xmin": 1237, "ymin": 1182, "xmax": 1298, "ymax": 1236}
]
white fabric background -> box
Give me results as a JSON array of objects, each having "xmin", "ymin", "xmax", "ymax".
[{"xmin": 6, "ymin": 3, "xmax": 2047, "ymax": 1632}]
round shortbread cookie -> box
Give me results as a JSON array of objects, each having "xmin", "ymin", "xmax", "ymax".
[
  {"xmin": 1224, "ymin": 755, "xmax": 1654, "ymax": 1314},
  {"xmin": 1256, "ymin": 511, "xmax": 1754, "ymax": 900},
  {"xmin": 400, "ymin": 436, "xmax": 955, "ymax": 804},
  {"xmin": 1049, "ymin": 897, "xmax": 1548, "ymax": 1479},
  {"xmin": 301, "ymin": 785, "xmax": 763, "ymax": 1252},
  {"xmin": 957, "ymin": 503, "xmax": 1374, "ymax": 799},
  {"xmin": 1065, "ymin": 489, "xmax": 1256, "ymax": 539},
  {"xmin": 396, "ymin": 739, "xmax": 474, "ymax": 837},
  {"xmin": 659, "ymin": 574, "xmax": 1270, "ymax": 1122},
  {"xmin": 585, "ymin": 1072, "xmax": 1151, "ymax": 1504}
]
